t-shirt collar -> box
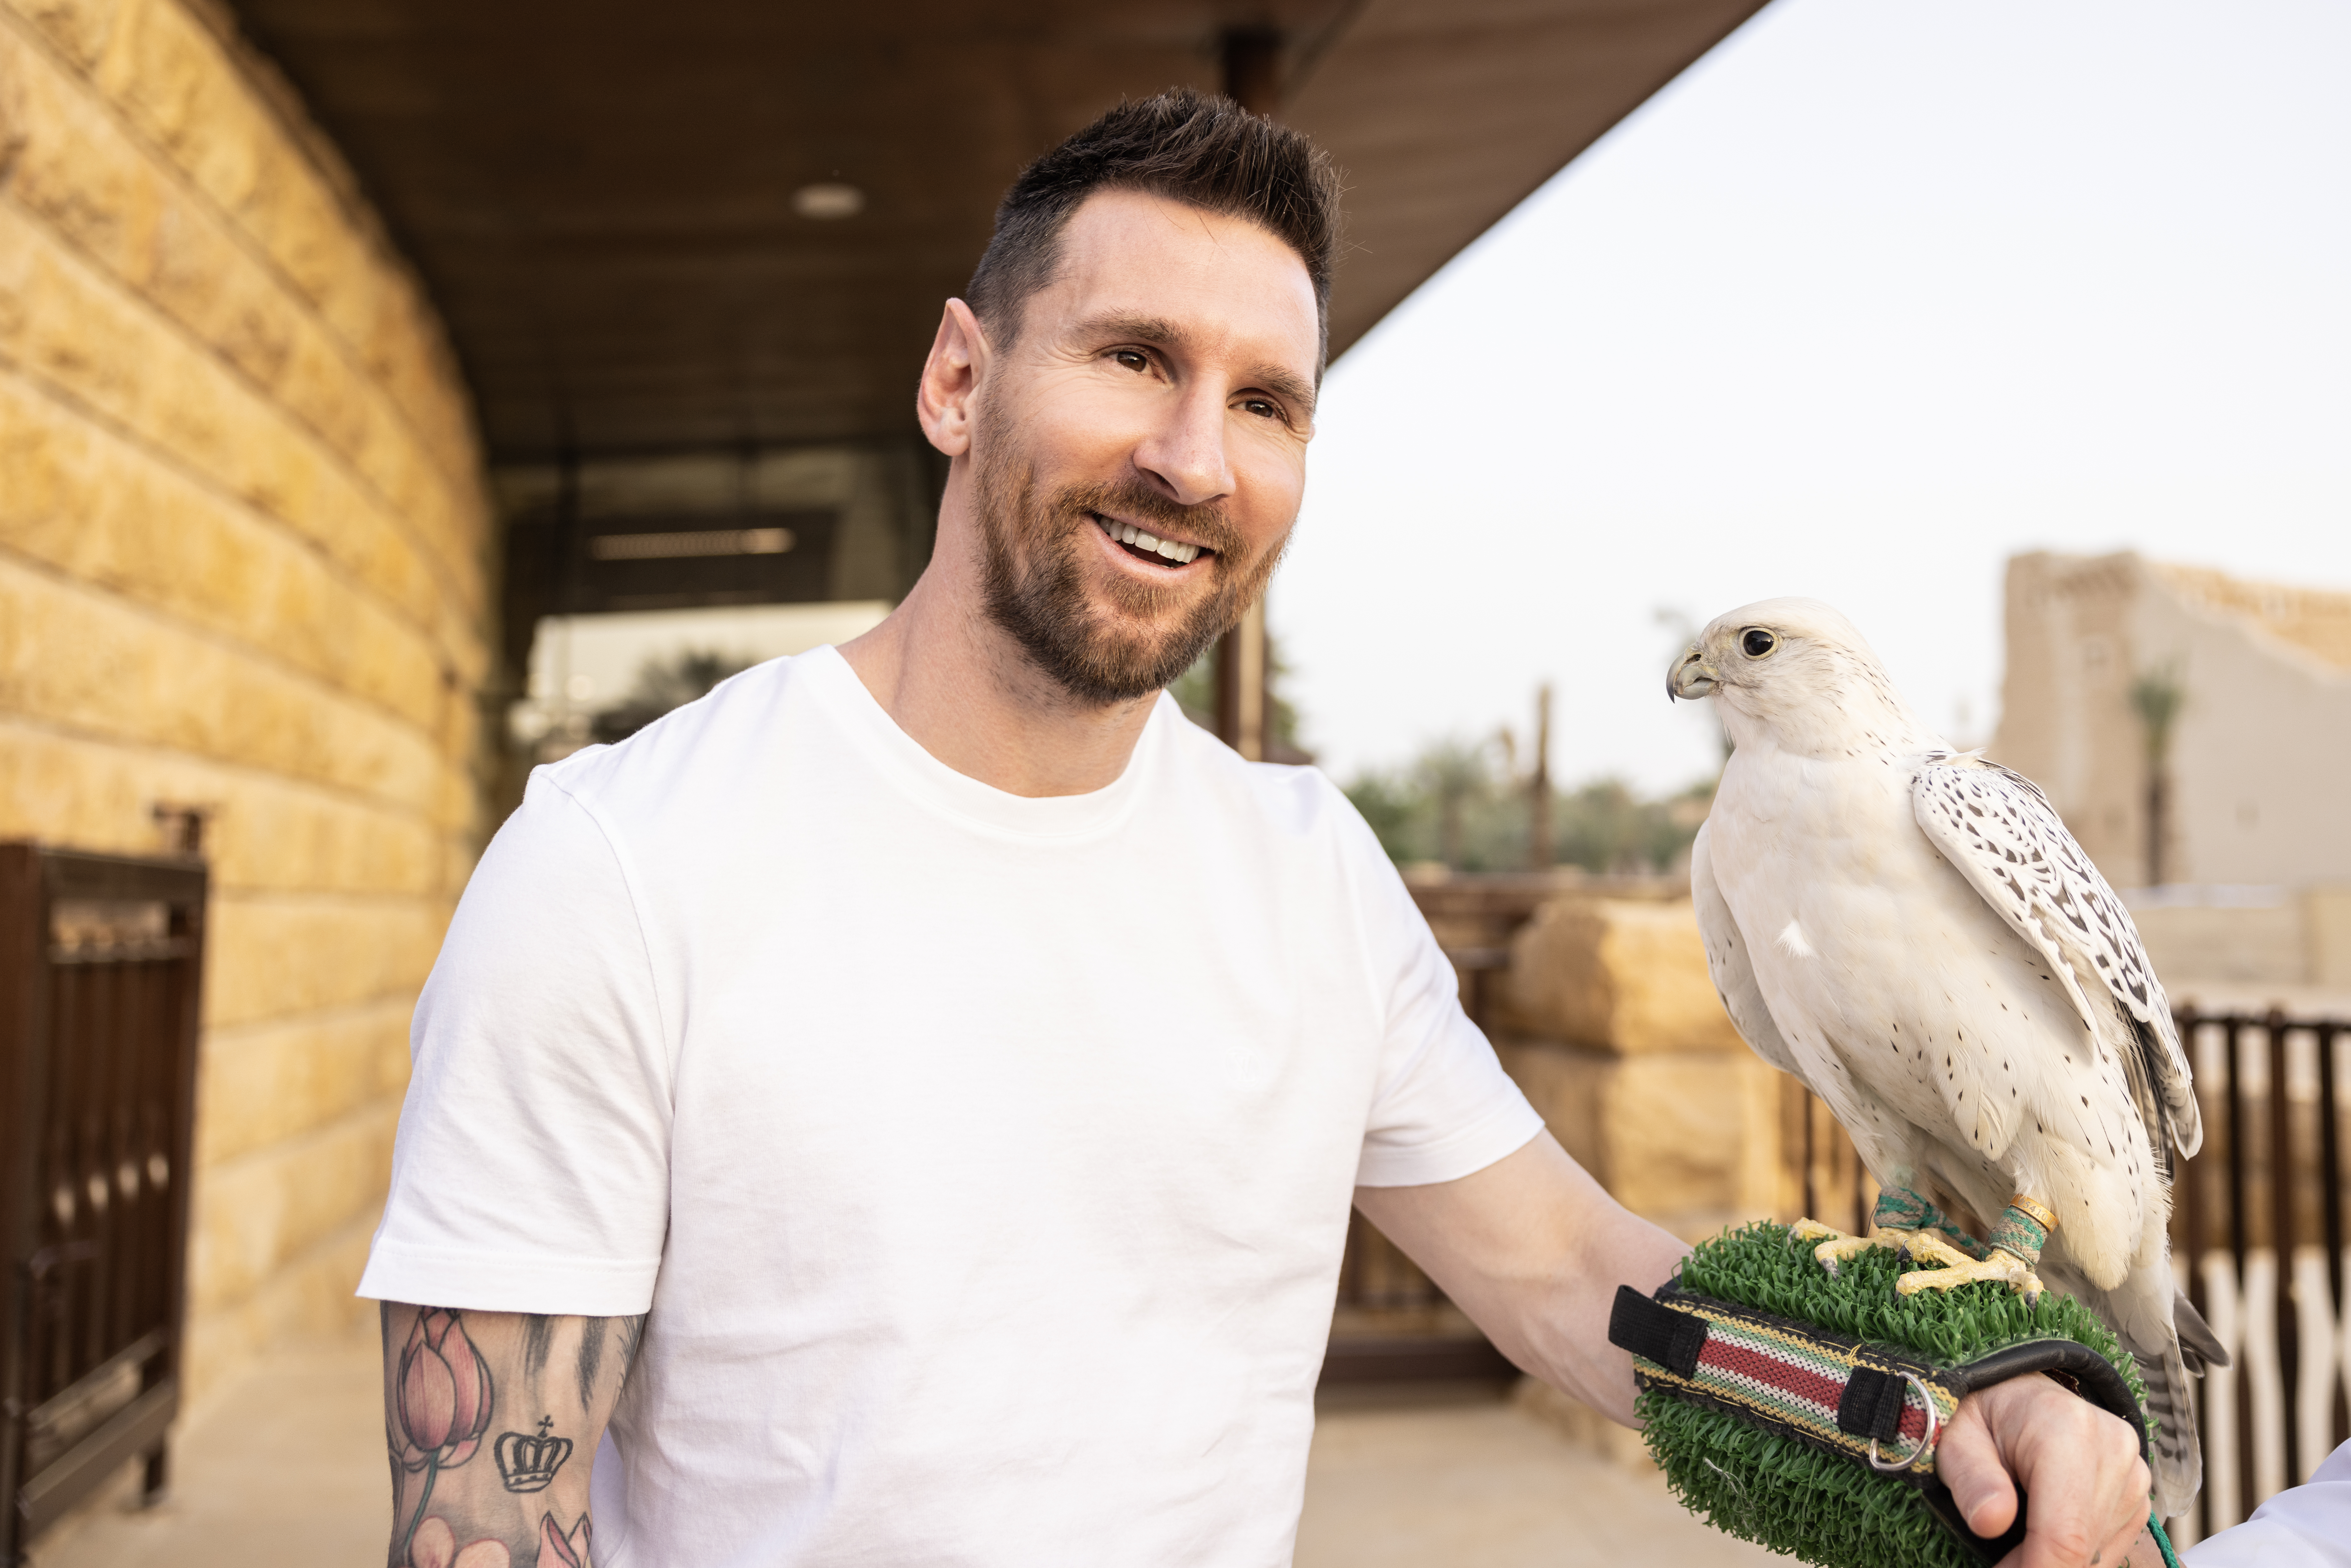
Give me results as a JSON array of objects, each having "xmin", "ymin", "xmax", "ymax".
[{"xmin": 801, "ymin": 643, "xmax": 1171, "ymax": 841}]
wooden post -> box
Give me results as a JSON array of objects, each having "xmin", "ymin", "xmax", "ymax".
[
  {"xmin": 1211, "ymin": 27, "xmax": 1281, "ymax": 762},
  {"xmin": 1527, "ymin": 683, "xmax": 1553, "ymax": 869}
]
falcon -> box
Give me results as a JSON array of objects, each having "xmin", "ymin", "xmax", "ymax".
[{"xmin": 1668, "ymin": 596, "xmax": 2222, "ymax": 1518}]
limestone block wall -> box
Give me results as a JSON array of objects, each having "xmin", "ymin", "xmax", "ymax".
[
  {"xmin": 0, "ymin": 0, "xmax": 492, "ymax": 1399},
  {"xmin": 1491, "ymin": 897, "xmax": 1784, "ymax": 1241}
]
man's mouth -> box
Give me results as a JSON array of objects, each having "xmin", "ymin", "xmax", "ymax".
[{"xmin": 1093, "ymin": 512, "xmax": 1208, "ymax": 567}]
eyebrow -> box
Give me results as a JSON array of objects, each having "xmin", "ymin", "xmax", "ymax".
[{"xmin": 1077, "ymin": 311, "xmax": 1318, "ymax": 420}]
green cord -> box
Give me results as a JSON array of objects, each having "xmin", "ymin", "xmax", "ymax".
[{"xmin": 2148, "ymin": 1513, "xmax": 2182, "ymax": 1568}]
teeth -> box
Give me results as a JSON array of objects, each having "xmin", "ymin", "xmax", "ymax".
[{"xmin": 1099, "ymin": 515, "xmax": 1200, "ymax": 565}]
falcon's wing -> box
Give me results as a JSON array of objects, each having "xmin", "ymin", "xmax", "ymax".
[
  {"xmin": 1913, "ymin": 756, "xmax": 2200, "ymax": 1159},
  {"xmin": 1691, "ymin": 820, "xmax": 1802, "ymax": 1080}
]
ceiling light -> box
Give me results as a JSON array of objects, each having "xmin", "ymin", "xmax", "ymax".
[{"xmin": 791, "ymin": 182, "xmax": 865, "ymax": 220}]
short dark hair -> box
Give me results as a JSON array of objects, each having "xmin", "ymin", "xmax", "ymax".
[{"xmin": 966, "ymin": 88, "xmax": 1344, "ymax": 370}]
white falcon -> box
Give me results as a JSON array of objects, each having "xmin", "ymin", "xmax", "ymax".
[{"xmin": 1669, "ymin": 596, "xmax": 2222, "ymax": 1518}]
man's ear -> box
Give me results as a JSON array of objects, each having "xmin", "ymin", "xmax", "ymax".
[{"xmin": 916, "ymin": 299, "xmax": 991, "ymax": 458}]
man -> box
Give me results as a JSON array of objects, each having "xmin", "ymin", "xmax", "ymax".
[{"xmin": 362, "ymin": 91, "xmax": 2150, "ymax": 1567}]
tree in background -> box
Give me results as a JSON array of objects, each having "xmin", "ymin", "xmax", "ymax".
[
  {"xmin": 1343, "ymin": 737, "xmax": 1714, "ymax": 875},
  {"xmin": 1412, "ymin": 740, "xmax": 1494, "ymax": 871}
]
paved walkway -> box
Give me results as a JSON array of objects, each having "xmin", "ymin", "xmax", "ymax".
[
  {"xmin": 33, "ymin": 1335, "xmax": 390, "ymax": 1568},
  {"xmin": 33, "ymin": 1334, "xmax": 1785, "ymax": 1566},
  {"xmin": 1298, "ymin": 1392, "xmax": 1788, "ymax": 1568}
]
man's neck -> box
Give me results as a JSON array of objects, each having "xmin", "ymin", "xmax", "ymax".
[{"xmin": 837, "ymin": 535, "xmax": 1160, "ymax": 800}]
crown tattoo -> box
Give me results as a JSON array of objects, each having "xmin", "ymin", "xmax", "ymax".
[{"xmin": 495, "ymin": 1417, "xmax": 573, "ymax": 1494}]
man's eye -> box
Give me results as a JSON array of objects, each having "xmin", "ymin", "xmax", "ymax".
[
  {"xmin": 1112, "ymin": 350, "xmax": 1149, "ymax": 372},
  {"xmin": 1238, "ymin": 398, "xmax": 1282, "ymax": 421}
]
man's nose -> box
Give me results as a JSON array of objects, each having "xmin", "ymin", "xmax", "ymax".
[{"xmin": 1132, "ymin": 383, "xmax": 1234, "ymax": 507}]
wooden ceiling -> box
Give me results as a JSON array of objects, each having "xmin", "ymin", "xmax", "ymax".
[{"xmin": 225, "ymin": 0, "xmax": 1770, "ymax": 464}]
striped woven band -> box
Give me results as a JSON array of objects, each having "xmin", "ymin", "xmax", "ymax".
[
  {"xmin": 1609, "ymin": 1285, "xmax": 1961, "ymax": 1477},
  {"xmin": 1987, "ymin": 1202, "xmax": 2052, "ymax": 1266},
  {"xmin": 1871, "ymin": 1187, "xmax": 1991, "ymax": 1261}
]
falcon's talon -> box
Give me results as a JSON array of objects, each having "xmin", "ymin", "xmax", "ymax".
[
  {"xmin": 1892, "ymin": 1247, "xmax": 2033, "ymax": 1298},
  {"xmin": 1792, "ymin": 1218, "xmax": 1911, "ymax": 1276},
  {"xmin": 1892, "ymin": 1229, "xmax": 1982, "ymax": 1272},
  {"xmin": 1889, "ymin": 1201, "xmax": 2052, "ymax": 1299}
]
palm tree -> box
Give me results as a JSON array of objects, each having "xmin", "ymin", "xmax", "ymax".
[{"xmin": 2128, "ymin": 666, "xmax": 2186, "ymax": 887}]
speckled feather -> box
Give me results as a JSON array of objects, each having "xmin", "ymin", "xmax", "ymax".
[{"xmin": 1912, "ymin": 756, "xmax": 2200, "ymax": 1164}]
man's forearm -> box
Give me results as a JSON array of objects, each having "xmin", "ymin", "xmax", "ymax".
[
  {"xmin": 380, "ymin": 1302, "xmax": 643, "ymax": 1568},
  {"xmin": 1353, "ymin": 1131, "xmax": 1688, "ymax": 1423}
]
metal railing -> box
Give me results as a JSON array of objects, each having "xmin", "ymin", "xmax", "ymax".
[
  {"xmin": 1, "ymin": 846, "xmax": 207, "ymax": 1562},
  {"xmin": 2170, "ymin": 1006, "xmax": 2349, "ymax": 1546}
]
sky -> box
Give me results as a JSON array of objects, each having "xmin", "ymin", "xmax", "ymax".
[{"xmin": 1275, "ymin": 0, "xmax": 2351, "ymax": 793}]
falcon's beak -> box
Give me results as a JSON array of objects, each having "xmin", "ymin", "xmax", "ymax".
[{"xmin": 1668, "ymin": 645, "xmax": 1718, "ymax": 702}]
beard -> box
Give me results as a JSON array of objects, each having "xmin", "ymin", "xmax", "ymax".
[{"xmin": 971, "ymin": 412, "xmax": 1286, "ymax": 706}]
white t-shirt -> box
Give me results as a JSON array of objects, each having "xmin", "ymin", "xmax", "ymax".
[{"xmin": 359, "ymin": 645, "xmax": 1541, "ymax": 1566}]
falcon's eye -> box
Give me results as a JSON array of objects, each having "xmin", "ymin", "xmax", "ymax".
[{"xmin": 1741, "ymin": 628, "xmax": 1778, "ymax": 658}]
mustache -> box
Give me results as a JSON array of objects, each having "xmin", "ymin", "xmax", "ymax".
[{"xmin": 1052, "ymin": 479, "xmax": 1246, "ymax": 559}]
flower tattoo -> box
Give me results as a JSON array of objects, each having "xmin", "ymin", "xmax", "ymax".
[{"xmin": 393, "ymin": 1309, "xmax": 497, "ymax": 1564}]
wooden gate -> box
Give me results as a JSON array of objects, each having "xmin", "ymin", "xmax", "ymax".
[{"xmin": 1, "ymin": 846, "xmax": 206, "ymax": 1561}]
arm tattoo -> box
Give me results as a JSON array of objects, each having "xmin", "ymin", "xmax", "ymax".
[
  {"xmin": 573, "ymin": 1313, "xmax": 648, "ymax": 1413},
  {"xmin": 387, "ymin": 1307, "xmax": 497, "ymax": 1565},
  {"xmin": 384, "ymin": 1306, "xmax": 642, "ymax": 1568},
  {"xmin": 574, "ymin": 1319, "xmax": 604, "ymax": 1413},
  {"xmin": 522, "ymin": 1314, "xmax": 555, "ymax": 1382},
  {"xmin": 618, "ymin": 1313, "xmax": 645, "ymax": 1378},
  {"xmin": 494, "ymin": 1416, "xmax": 571, "ymax": 1493}
]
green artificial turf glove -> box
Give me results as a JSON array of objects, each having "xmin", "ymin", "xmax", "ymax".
[{"xmin": 1607, "ymin": 1222, "xmax": 2180, "ymax": 1568}]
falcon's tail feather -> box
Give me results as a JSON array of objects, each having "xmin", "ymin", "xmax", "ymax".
[
  {"xmin": 2053, "ymin": 1254, "xmax": 2204, "ymax": 1523},
  {"xmin": 2175, "ymin": 1290, "xmax": 2229, "ymax": 1373},
  {"xmin": 2137, "ymin": 1330, "xmax": 2202, "ymax": 1524}
]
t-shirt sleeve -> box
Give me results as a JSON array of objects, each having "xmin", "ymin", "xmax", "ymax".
[
  {"xmin": 358, "ymin": 768, "xmax": 673, "ymax": 1316},
  {"xmin": 1345, "ymin": 817, "xmax": 1544, "ymax": 1189},
  {"xmin": 2184, "ymin": 1440, "xmax": 2351, "ymax": 1567}
]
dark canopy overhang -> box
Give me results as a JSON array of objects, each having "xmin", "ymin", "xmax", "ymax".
[{"xmin": 223, "ymin": 0, "xmax": 1769, "ymax": 465}]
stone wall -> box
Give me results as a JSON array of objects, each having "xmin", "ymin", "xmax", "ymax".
[
  {"xmin": 0, "ymin": 0, "xmax": 492, "ymax": 1399},
  {"xmin": 1490, "ymin": 897, "xmax": 1786, "ymax": 1243}
]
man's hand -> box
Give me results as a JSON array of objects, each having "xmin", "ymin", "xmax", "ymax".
[{"xmin": 1939, "ymin": 1373, "xmax": 2154, "ymax": 1568}]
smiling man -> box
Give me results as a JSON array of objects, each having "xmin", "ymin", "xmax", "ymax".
[{"xmin": 359, "ymin": 92, "xmax": 2152, "ymax": 1568}]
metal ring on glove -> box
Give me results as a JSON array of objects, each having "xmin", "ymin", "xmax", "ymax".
[{"xmin": 1867, "ymin": 1373, "xmax": 1940, "ymax": 1473}]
